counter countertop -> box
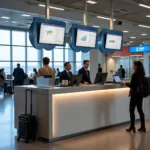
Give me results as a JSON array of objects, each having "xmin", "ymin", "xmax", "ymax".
[{"xmin": 14, "ymin": 84, "xmax": 128, "ymax": 95}]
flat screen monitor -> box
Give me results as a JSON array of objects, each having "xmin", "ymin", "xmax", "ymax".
[
  {"xmin": 39, "ymin": 23, "xmax": 65, "ymax": 45},
  {"xmin": 94, "ymin": 73, "xmax": 108, "ymax": 85},
  {"xmin": 70, "ymin": 75, "xmax": 82, "ymax": 86},
  {"xmin": 105, "ymin": 33, "xmax": 122, "ymax": 50},
  {"xmin": 113, "ymin": 75, "xmax": 122, "ymax": 83},
  {"xmin": 76, "ymin": 28, "xmax": 97, "ymax": 48}
]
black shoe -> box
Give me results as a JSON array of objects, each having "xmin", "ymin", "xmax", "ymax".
[
  {"xmin": 138, "ymin": 127, "xmax": 146, "ymax": 133},
  {"xmin": 126, "ymin": 127, "xmax": 136, "ymax": 133}
]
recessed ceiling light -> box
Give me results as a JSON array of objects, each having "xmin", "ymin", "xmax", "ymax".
[
  {"xmin": 1, "ymin": 16, "xmax": 10, "ymax": 19},
  {"xmin": 21, "ymin": 14, "xmax": 30, "ymax": 17},
  {"xmin": 12, "ymin": 21, "xmax": 18, "ymax": 24},
  {"xmin": 138, "ymin": 24, "xmax": 150, "ymax": 28},
  {"xmin": 93, "ymin": 25, "xmax": 100, "ymax": 28},
  {"xmin": 139, "ymin": 4, "xmax": 150, "ymax": 9},
  {"xmin": 141, "ymin": 33, "xmax": 147, "ymax": 36},
  {"xmin": 130, "ymin": 37, "xmax": 136, "ymax": 39},
  {"xmin": 38, "ymin": 4, "xmax": 64, "ymax": 11},
  {"xmin": 146, "ymin": 15, "xmax": 150, "ymax": 18},
  {"xmin": 87, "ymin": 0, "xmax": 97, "ymax": 4},
  {"xmin": 130, "ymin": 41, "xmax": 134, "ymax": 43},
  {"xmin": 97, "ymin": 16, "xmax": 116, "ymax": 21},
  {"xmin": 123, "ymin": 31, "xmax": 128, "ymax": 33}
]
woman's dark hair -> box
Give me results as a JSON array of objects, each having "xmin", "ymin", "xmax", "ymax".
[
  {"xmin": 134, "ymin": 61, "xmax": 145, "ymax": 77},
  {"xmin": 33, "ymin": 68, "xmax": 38, "ymax": 75}
]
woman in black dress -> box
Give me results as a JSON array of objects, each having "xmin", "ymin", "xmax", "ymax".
[{"xmin": 123, "ymin": 61, "xmax": 146, "ymax": 133}]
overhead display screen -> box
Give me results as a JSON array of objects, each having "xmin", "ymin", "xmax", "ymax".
[
  {"xmin": 76, "ymin": 28, "xmax": 97, "ymax": 48},
  {"xmin": 39, "ymin": 23, "xmax": 65, "ymax": 45},
  {"xmin": 105, "ymin": 34, "xmax": 122, "ymax": 50}
]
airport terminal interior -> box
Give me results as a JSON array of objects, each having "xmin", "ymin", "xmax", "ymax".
[{"xmin": 1, "ymin": 0, "xmax": 150, "ymax": 149}]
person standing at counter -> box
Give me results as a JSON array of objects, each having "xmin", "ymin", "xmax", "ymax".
[
  {"xmin": 98, "ymin": 64, "xmax": 102, "ymax": 73},
  {"xmin": 60, "ymin": 62, "xmax": 72, "ymax": 83},
  {"xmin": 122, "ymin": 61, "xmax": 146, "ymax": 133},
  {"xmin": 78, "ymin": 60, "xmax": 91, "ymax": 84},
  {"xmin": 38, "ymin": 57, "xmax": 55, "ymax": 84},
  {"xmin": 13, "ymin": 64, "xmax": 25, "ymax": 85}
]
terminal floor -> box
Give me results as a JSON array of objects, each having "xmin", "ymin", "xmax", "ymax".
[{"xmin": 1, "ymin": 94, "xmax": 150, "ymax": 150}]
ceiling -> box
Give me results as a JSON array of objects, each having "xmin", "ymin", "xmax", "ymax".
[{"xmin": 0, "ymin": 0, "xmax": 150, "ymax": 45}]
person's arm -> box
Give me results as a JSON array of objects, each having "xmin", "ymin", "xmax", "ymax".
[
  {"xmin": 126, "ymin": 73, "xmax": 135, "ymax": 88},
  {"xmin": 13, "ymin": 69, "xmax": 15, "ymax": 77}
]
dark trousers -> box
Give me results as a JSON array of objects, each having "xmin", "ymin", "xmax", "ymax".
[{"xmin": 129, "ymin": 94, "xmax": 145, "ymax": 128}]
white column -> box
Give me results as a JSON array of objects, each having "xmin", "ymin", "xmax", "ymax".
[
  {"xmin": 90, "ymin": 50, "xmax": 105, "ymax": 83},
  {"xmin": 143, "ymin": 41, "xmax": 150, "ymax": 77}
]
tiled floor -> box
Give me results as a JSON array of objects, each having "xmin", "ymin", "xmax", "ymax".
[{"xmin": 0, "ymin": 93, "xmax": 150, "ymax": 150}]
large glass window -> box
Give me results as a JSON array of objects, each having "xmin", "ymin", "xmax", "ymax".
[
  {"xmin": 43, "ymin": 49, "xmax": 52, "ymax": 61},
  {"xmin": 27, "ymin": 47, "xmax": 40, "ymax": 61},
  {"xmin": 0, "ymin": 28, "xmax": 87, "ymax": 76},
  {"xmin": 54, "ymin": 47, "xmax": 63, "ymax": 61},
  {"xmin": 0, "ymin": 29, "xmax": 10, "ymax": 45},
  {"xmin": 12, "ymin": 47, "xmax": 25, "ymax": 61},
  {"xmin": 27, "ymin": 32, "xmax": 32, "ymax": 46},
  {"xmin": 0, "ymin": 62, "xmax": 11, "ymax": 74},
  {"xmin": 27, "ymin": 62, "xmax": 41, "ymax": 74},
  {"xmin": 0, "ymin": 46, "xmax": 10, "ymax": 61},
  {"xmin": 12, "ymin": 62, "xmax": 25, "ymax": 72},
  {"xmin": 12, "ymin": 31, "xmax": 25, "ymax": 46},
  {"xmin": 54, "ymin": 62, "xmax": 64, "ymax": 71}
]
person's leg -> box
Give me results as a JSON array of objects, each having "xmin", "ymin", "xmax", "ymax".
[
  {"xmin": 137, "ymin": 98, "xmax": 145, "ymax": 129},
  {"xmin": 129, "ymin": 98, "xmax": 136, "ymax": 128}
]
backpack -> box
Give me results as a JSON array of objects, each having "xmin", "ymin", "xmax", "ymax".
[
  {"xmin": 136, "ymin": 77, "xmax": 150, "ymax": 98},
  {"xmin": 143, "ymin": 77, "xmax": 150, "ymax": 98}
]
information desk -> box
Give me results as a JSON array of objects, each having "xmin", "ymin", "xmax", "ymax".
[{"xmin": 14, "ymin": 84, "xmax": 139, "ymax": 142}]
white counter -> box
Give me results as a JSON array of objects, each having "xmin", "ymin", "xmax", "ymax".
[{"xmin": 14, "ymin": 84, "xmax": 141, "ymax": 142}]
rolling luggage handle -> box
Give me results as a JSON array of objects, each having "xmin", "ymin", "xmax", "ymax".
[{"xmin": 25, "ymin": 89, "xmax": 33, "ymax": 115}]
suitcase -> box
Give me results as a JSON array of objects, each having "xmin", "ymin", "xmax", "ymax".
[
  {"xmin": 17, "ymin": 89, "xmax": 36, "ymax": 143},
  {"xmin": 6, "ymin": 85, "xmax": 13, "ymax": 94}
]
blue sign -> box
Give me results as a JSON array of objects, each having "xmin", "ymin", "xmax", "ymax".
[{"xmin": 130, "ymin": 45, "xmax": 150, "ymax": 53}]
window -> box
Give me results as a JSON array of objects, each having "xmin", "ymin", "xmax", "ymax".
[
  {"xmin": 27, "ymin": 47, "xmax": 40, "ymax": 61},
  {"xmin": 76, "ymin": 62, "xmax": 82, "ymax": 72},
  {"xmin": 12, "ymin": 31, "xmax": 25, "ymax": 46},
  {"xmin": 27, "ymin": 32, "xmax": 32, "ymax": 46},
  {"xmin": 0, "ymin": 62, "xmax": 11, "ymax": 74},
  {"xmin": 65, "ymin": 49, "xmax": 74, "ymax": 62},
  {"xmin": 43, "ymin": 49, "xmax": 52, "ymax": 61},
  {"xmin": 54, "ymin": 62, "xmax": 64, "ymax": 72},
  {"xmin": 0, "ymin": 46, "xmax": 10, "ymax": 61},
  {"xmin": 12, "ymin": 62, "xmax": 25, "ymax": 72},
  {"xmin": 54, "ymin": 48, "xmax": 63, "ymax": 61},
  {"xmin": 27, "ymin": 62, "xmax": 41, "ymax": 74},
  {"xmin": 12, "ymin": 47, "xmax": 25, "ymax": 61},
  {"xmin": 76, "ymin": 52, "xmax": 82, "ymax": 62},
  {"xmin": 0, "ymin": 29, "xmax": 10, "ymax": 45}
]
